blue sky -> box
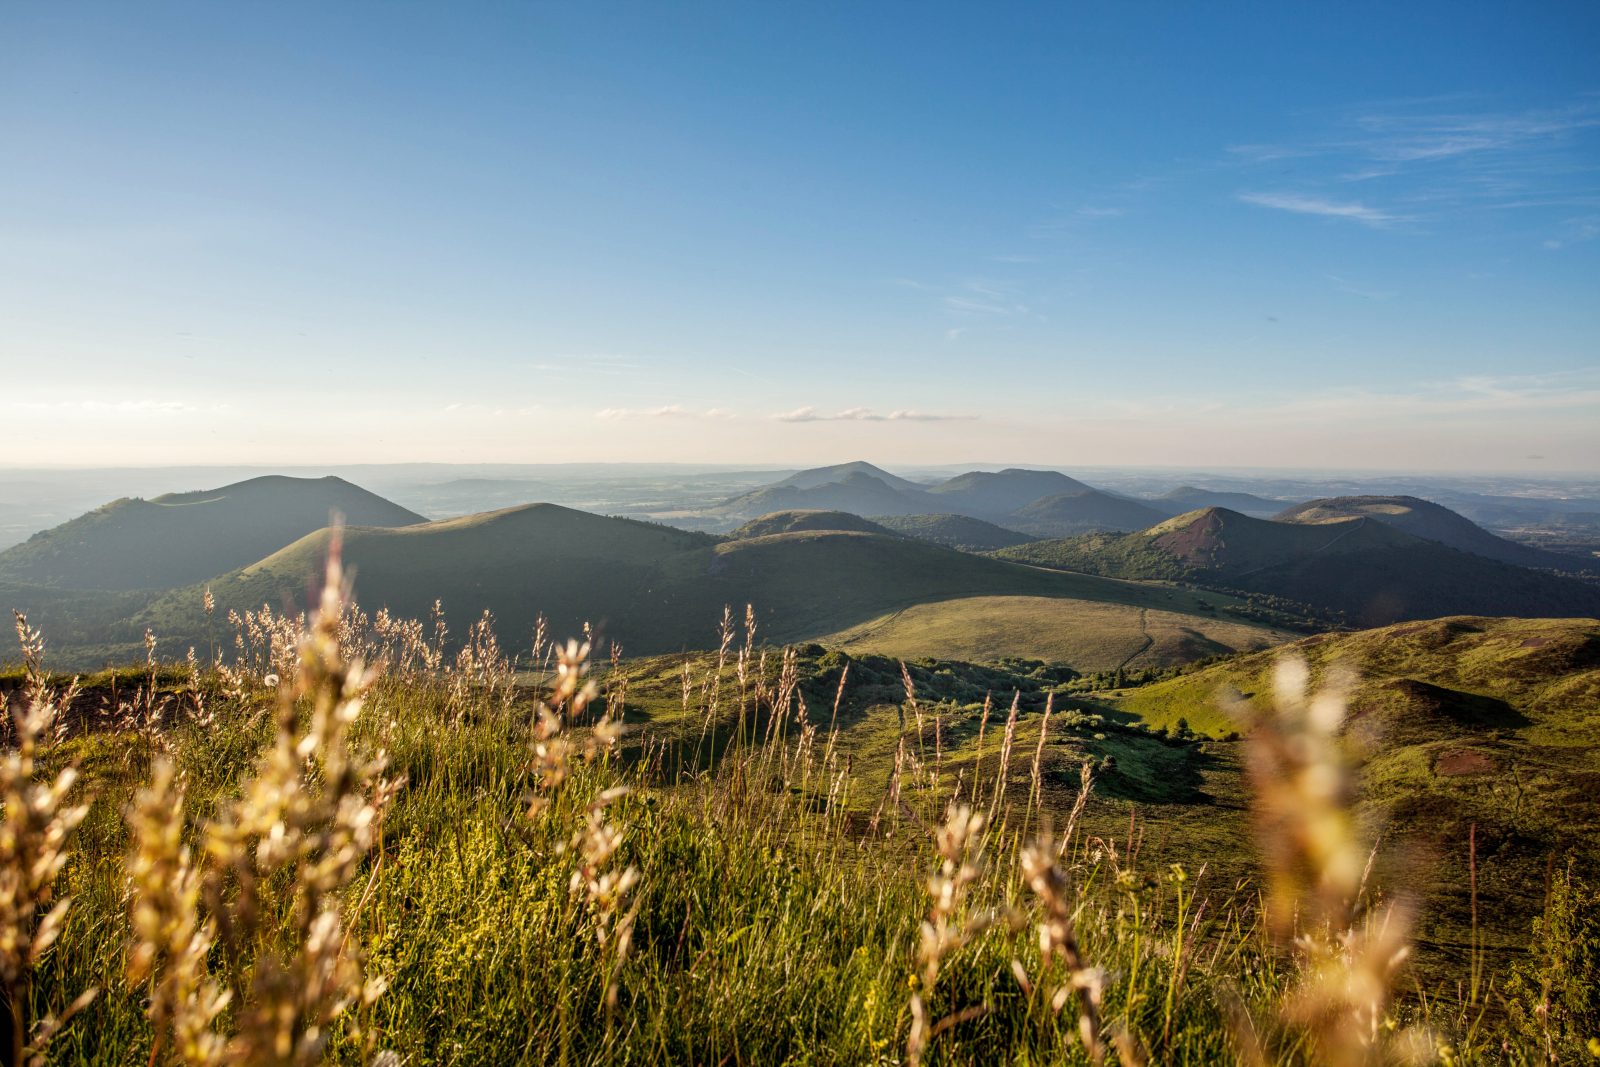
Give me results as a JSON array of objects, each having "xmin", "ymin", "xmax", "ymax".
[{"xmin": 3, "ymin": 2, "xmax": 1597, "ymax": 470}]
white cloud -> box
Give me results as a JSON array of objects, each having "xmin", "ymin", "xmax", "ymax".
[
  {"xmin": 1227, "ymin": 98, "xmax": 1600, "ymax": 222},
  {"xmin": 772, "ymin": 406, "xmax": 977, "ymax": 423},
  {"xmin": 942, "ymin": 279, "xmax": 1029, "ymax": 316},
  {"xmin": 1239, "ymin": 372, "xmax": 1600, "ymax": 424},
  {"xmin": 1238, "ymin": 192, "xmax": 1403, "ymax": 227},
  {"xmin": 1325, "ymin": 274, "xmax": 1397, "ymax": 301},
  {"xmin": 595, "ymin": 405, "xmax": 732, "ymax": 420},
  {"xmin": 1544, "ymin": 215, "xmax": 1600, "ymax": 250}
]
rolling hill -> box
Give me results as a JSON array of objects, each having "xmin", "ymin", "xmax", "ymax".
[
  {"xmin": 728, "ymin": 510, "xmax": 894, "ymax": 538},
  {"xmin": 824, "ymin": 595, "xmax": 1291, "ymax": 669},
  {"xmin": 0, "ymin": 475, "xmax": 425, "ymax": 591},
  {"xmin": 716, "ymin": 463, "xmax": 1178, "ymax": 537},
  {"xmin": 870, "ymin": 513, "xmax": 1036, "ymax": 551},
  {"xmin": 997, "ymin": 507, "xmax": 1600, "ymax": 627},
  {"xmin": 766, "ymin": 461, "xmax": 926, "ymax": 494},
  {"xmin": 139, "ymin": 503, "xmax": 1288, "ymax": 668},
  {"xmin": 1101, "ymin": 616, "xmax": 1600, "ymax": 967},
  {"xmin": 924, "ymin": 468, "xmax": 1092, "ymax": 516},
  {"xmin": 716, "ymin": 471, "xmax": 931, "ymax": 519},
  {"xmin": 1155, "ymin": 485, "xmax": 1291, "ymax": 518},
  {"xmin": 1009, "ymin": 488, "xmax": 1169, "ymax": 535},
  {"xmin": 1276, "ymin": 495, "xmax": 1592, "ymax": 572}
]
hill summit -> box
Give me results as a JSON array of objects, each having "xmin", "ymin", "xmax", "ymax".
[
  {"xmin": 925, "ymin": 468, "xmax": 1091, "ymax": 515},
  {"xmin": 0, "ymin": 475, "xmax": 426, "ymax": 591},
  {"xmin": 1275, "ymin": 495, "xmax": 1589, "ymax": 572},
  {"xmin": 769, "ymin": 461, "xmax": 926, "ymax": 494},
  {"xmin": 998, "ymin": 506, "xmax": 1600, "ymax": 627},
  {"xmin": 729, "ymin": 510, "xmax": 893, "ymax": 539}
]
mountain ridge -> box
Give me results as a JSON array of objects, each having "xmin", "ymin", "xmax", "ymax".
[{"xmin": 0, "ymin": 475, "xmax": 425, "ymax": 591}]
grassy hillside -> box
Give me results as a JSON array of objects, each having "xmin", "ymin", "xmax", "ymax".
[
  {"xmin": 924, "ymin": 468, "xmax": 1090, "ymax": 515},
  {"xmin": 717, "ymin": 471, "xmax": 931, "ymax": 519},
  {"xmin": 871, "ymin": 513, "xmax": 1036, "ymax": 551},
  {"xmin": 1277, "ymin": 494, "xmax": 1593, "ymax": 572},
  {"xmin": 1009, "ymin": 488, "xmax": 1168, "ymax": 535},
  {"xmin": 136, "ymin": 504, "xmax": 1287, "ymax": 665},
  {"xmin": 25, "ymin": 603, "xmax": 1576, "ymax": 1064},
  {"xmin": 728, "ymin": 509, "xmax": 893, "ymax": 538},
  {"xmin": 823, "ymin": 594, "xmax": 1292, "ymax": 670},
  {"xmin": 768, "ymin": 460, "xmax": 926, "ymax": 493},
  {"xmin": 144, "ymin": 504, "xmax": 721, "ymax": 656},
  {"xmin": 0, "ymin": 475, "xmax": 424, "ymax": 590},
  {"xmin": 999, "ymin": 507, "xmax": 1600, "ymax": 627},
  {"xmin": 1102, "ymin": 616, "xmax": 1600, "ymax": 974},
  {"xmin": 1158, "ymin": 485, "xmax": 1292, "ymax": 517}
]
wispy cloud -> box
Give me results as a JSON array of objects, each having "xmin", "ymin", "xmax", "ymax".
[
  {"xmin": 594, "ymin": 405, "xmax": 732, "ymax": 420},
  {"xmin": 1325, "ymin": 274, "xmax": 1397, "ymax": 300},
  {"xmin": 942, "ymin": 279, "xmax": 1028, "ymax": 315},
  {"xmin": 1262, "ymin": 372, "xmax": 1600, "ymax": 423},
  {"xmin": 1544, "ymin": 214, "xmax": 1600, "ymax": 250},
  {"xmin": 1347, "ymin": 103, "xmax": 1600, "ymax": 163},
  {"xmin": 1238, "ymin": 191, "xmax": 1403, "ymax": 227},
  {"xmin": 1227, "ymin": 97, "xmax": 1600, "ymax": 232},
  {"xmin": 772, "ymin": 406, "xmax": 977, "ymax": 423},
  {"xmin": 1071, "ymin": 370, "xmax": 1600, "ymax": 430}
]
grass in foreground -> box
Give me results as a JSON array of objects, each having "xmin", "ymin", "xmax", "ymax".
[{"xmin": 4, "ymin": 567, "xmax": 1597, "ymax": 1064}]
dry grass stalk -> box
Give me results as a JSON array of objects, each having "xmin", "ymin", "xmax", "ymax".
[
  {"xmin": 1016, "ymin": 812, "xmax": 1146, "ymax": 1066},
  {"xmin": 527, "ymin": 640, "xmax": 602, "ymax": 816},
  {"xmin": 126, "ymin": 547, "xmax": 401, "ymax": 1065},
  {"xmin": 125, "ymin": 758, "xmax": 228, "ymax": 1065},
  {"xmin": 988, "ymin": 692, "xmax": 1020, "ymax": 820},
  {"xmin": 569, "ymin": 785, "xmax": 640, "ymax": 1013},
  {"xmin": 907, "ymin": 801, "xmax": 994, "ymax": 1067},
  {"xmin": 1028, "ymin": 694, "xmax": 1054, "ymax": 814},
  {"xmin": 1236, "ymin": 656, "xmax": 1420, "ymax": 1067},
  {"xmin": 2, "ymin": 613, "xmax": 94, "ymax": 1066}
]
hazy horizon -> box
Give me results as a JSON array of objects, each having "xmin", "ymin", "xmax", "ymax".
[{"xmin": 5, "ymin": 3, "xmax": 1598, "ymax": 471}]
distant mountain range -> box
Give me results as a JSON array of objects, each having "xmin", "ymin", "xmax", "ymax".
[
  {"xmin": 135, "ymin": 500, "xmax": 1276, "ymax": 665},
  {"xmin": 999, "ymin": 506, "xmax": 1600, "ymax": 627},
  {"xmin": 766, "ymin": 461, "xmax": 926, "ymax": 495},
  {"xmin": 713, "ymin": 463, "xmax": 1281, "ymax": 537},
  {"xmin": 0, "ymin": 475, "xmax": 425, "ymax": 590},
  {"xmin": 4, "ymin": 468, "xmax": 1595, "ymax": 669},
  {"xmin": 719, "ymin": 470, "xmax": 935, "ymax": 518},
  {"xmin": 1274, "ymin": 494, "xmax": 1592, "ymax": 573},
  {"xmin": 925, "ymin": 468, "xmax": 1093, "ymax": 515}
]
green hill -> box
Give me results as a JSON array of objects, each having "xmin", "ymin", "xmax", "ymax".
[
  {"xmin": 997, "ymin": 507, "xmax": 1600, "ymax": 626},
  {"xmin": 139, "ymin": 504, "xmax": 1287, "ymax": 665},
  {"xmin": 1156, "ymin": 485, "xmax": 1291, "ymax": 518},
  {"xmin": 1276, "ymin": 494, "xmax": 1592, "ymax": 572},
  {"xmin": 717, "ymin": 471, "xmax": 931, "ymax": 519},
  {"xmin": 1009, "ymin": 488, "xmax": 1168, "ymax": 535},
  {"xmin": 0, "ymin": 475, "xmax": 425, "ymax": 591},
  {"xmin": 871, "ymin": 513, "xmax": 1036, "ymax": 551},
  {"xmin": 728, "ymin": 510, "xmax": 893, "ymax": 538},
  {"xmin": 823, "ymin": 594, "xmax": 1292, "ymax": 669},
  {"xmin": 925, "ymin": 468, "xmax": 1090, "ymax": 515},
  {"xmin": 1101, "ymin": 616, "xmax": 1600, "ymax": 968},
  {"xmin": 768, "ymin": 460, "xmax": 926, "ymax": 494}
]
